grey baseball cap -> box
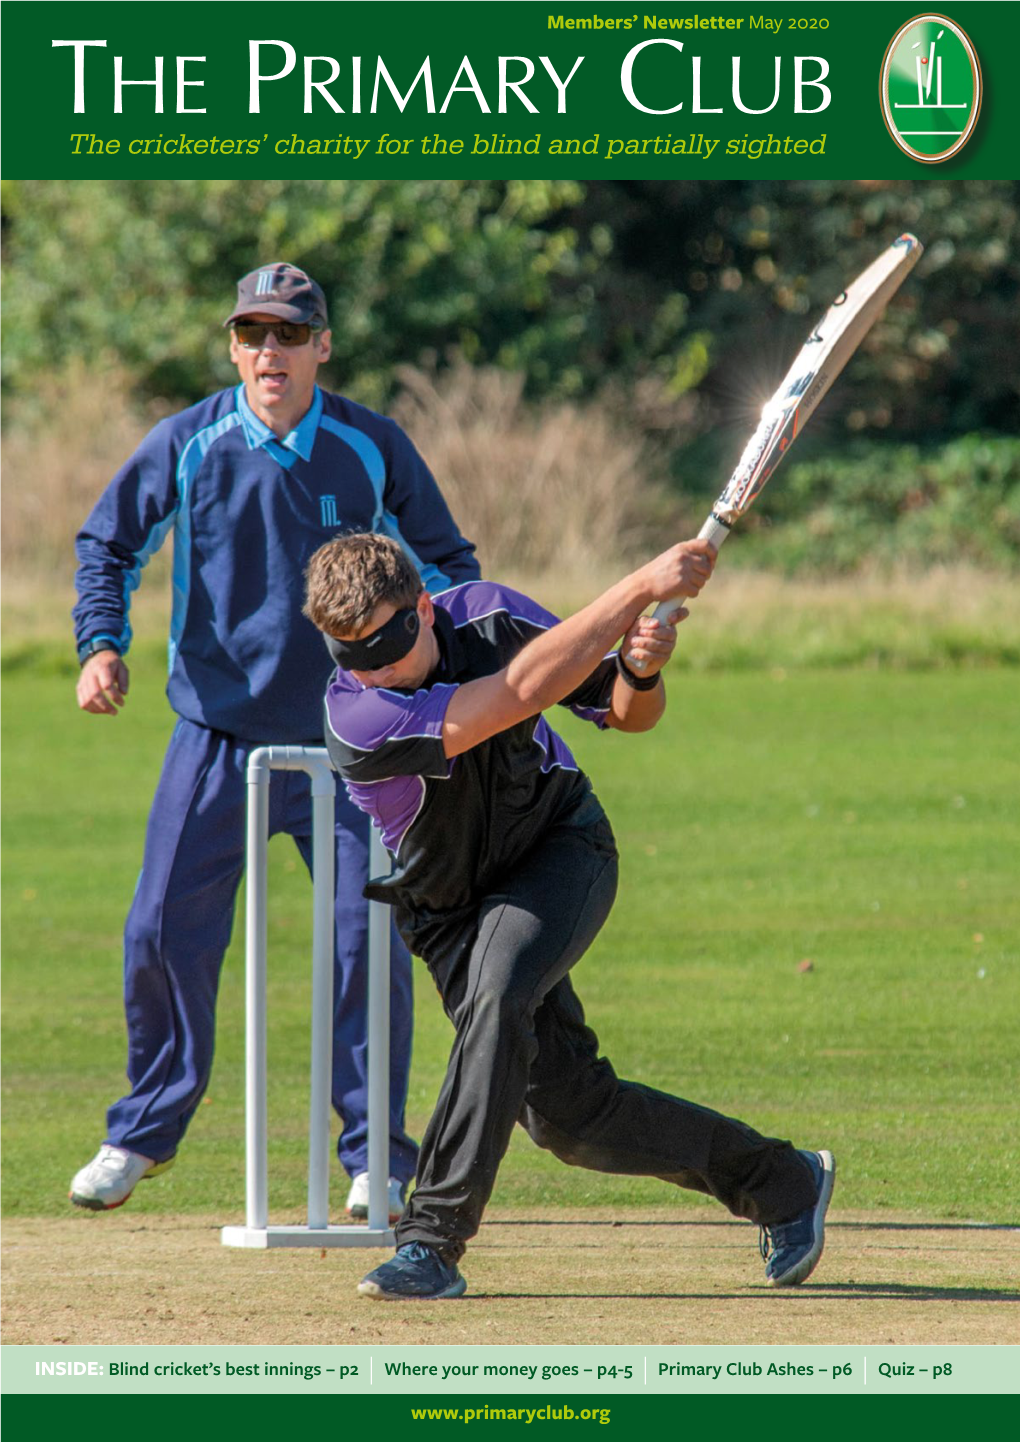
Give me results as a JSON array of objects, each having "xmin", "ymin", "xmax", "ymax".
[{"xmin": 224, "ymin": 263, "xmax": 328, "ymax": 327}]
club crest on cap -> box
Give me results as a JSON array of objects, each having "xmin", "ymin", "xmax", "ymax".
[{"xmin": 225, "ymin": 263, "xmax": 328, "ymax": 328}]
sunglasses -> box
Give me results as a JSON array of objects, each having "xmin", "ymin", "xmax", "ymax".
[{"xmin": 233, "ymin": 320, "xmax": 323, "ymax": 349}]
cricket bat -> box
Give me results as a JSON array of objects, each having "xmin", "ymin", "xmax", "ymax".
[{"xmin": 643, "ymin": 232, "xmax": 924, "ymax": 632}]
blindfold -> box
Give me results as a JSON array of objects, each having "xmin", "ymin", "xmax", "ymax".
[{"xmin": 325, "ymin": 606, "xmax": 421, "ymax": 672}]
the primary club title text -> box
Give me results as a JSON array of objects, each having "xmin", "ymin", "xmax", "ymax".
[{"xmin": 51, "ymin": 39, "xmax": 833, "ymax": 117}]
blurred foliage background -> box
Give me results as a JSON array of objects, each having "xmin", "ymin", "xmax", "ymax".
[{"xmin": 2, "ymin": 177, "xmax": 1018, "ymax": 587}]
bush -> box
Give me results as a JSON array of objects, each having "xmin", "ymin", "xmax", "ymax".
[
  {"xmin": 732, "ymin": 435, "xmax": 1020, "ymax": 574},
  {"xmin": 1, "ymin": 179, "xmax": 672, "ymax": 411}
]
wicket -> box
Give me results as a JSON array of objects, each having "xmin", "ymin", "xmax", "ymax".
[{"xmin": 221, "ymin": 745, "xmax": 395, "ymax": 1248}]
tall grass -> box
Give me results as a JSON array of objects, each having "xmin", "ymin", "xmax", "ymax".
[
  {"xmin": 1, "ymin": 359, "xmax": 673, "ymax": 586},
  {"xmin": 389, "ymin": 361, "xmax": 678, "ymax": 576},
  {"xmin": 1, "ymin": 362, "xmax": 168, "ymax": 580},
  {"xmin": 3, "ymin": 362, "xmax": 1017, "ymax": 671}
]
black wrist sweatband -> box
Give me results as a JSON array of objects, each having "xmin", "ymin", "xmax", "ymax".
[{"xmin": 615, "ymin": 651, "xmax": 661, "ymax": 692}]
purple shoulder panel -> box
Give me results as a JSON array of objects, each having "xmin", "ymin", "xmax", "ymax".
[
  {"xmin": 325, "ymin": 672, "xmax": 456, "ymax": 752},
  {"xmin": 437, "ymin": 580, "xmax": 561, "ymax": 634}
]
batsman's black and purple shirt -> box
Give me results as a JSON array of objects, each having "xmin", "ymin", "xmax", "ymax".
[{"xmin": 323, "ymin": 581, "xmax": 617, "ymax": 949}]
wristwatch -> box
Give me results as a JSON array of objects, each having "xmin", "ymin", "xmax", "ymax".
[{"xmin": 77, "ymin": 637, "xmax": 121, "ymax": 666}]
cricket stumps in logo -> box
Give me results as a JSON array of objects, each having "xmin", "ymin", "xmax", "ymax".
[{"xmin": 880, "ymin": 13, "xmax": 981, "ymax": 163}]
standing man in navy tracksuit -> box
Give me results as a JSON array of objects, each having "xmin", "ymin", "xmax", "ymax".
[{"xmin": 70, "ymin": 263, "xmax": 479, "ymax": 1217}]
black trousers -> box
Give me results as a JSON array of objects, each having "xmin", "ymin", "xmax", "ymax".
[{"xmin": 396, "ymin": 806, "xmax": 816, "ymax": 1261}]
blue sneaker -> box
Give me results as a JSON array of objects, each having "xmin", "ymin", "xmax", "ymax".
[
  {"xmin": 760, "ymin": 1149, "xmax": 835, "ymax": 1287},
  {"xmin": 357, "ymin": 1242, "xmax": 467, "ymax": 1301}
]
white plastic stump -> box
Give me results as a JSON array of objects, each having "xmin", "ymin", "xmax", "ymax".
[{"xmin": 221, "ymin": 745, "xmax": 394, "ymax": 1249}]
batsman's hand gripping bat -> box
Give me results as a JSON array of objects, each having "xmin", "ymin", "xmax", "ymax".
[{"xmin": 632, "ymin": 233, "xmax": 923, "ymax": 660}]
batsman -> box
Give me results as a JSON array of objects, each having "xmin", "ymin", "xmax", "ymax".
[{"xmin": 304, "ymin": 531, "xmax": 835, "ymax": 1301}]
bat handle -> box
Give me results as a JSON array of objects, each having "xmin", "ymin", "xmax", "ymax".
[
  {"xmin": 649, "ymin": 513, "xmax": 731, "ymax": 623},
  {"xmin": 651, "ymin": 596, "xmax": 693, "ymax": 626},
  {"xmin": 629, "ymin": 515, "xmax": 731, "ymax": 664}
]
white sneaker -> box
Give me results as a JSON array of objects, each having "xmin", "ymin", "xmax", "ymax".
[
  {"xmin": 345, "ymin": 1171, "xmax": 407, "ymax": 1223},
  {"xmin": 69, "ymin": 1144, "xmax": 174, "ymax": 1211}
]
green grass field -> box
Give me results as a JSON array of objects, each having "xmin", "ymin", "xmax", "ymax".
[{"xmin": 2, "ymin": 654, "xmax": 1017, "ymax": 1223}]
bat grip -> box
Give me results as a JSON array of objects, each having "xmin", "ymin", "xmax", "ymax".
[
  {"xmin": 648, "ymin": 513, "xmax": 731, "ymax": 625},
  {"xmin": 626, "ymin": 515, "xmax": 730, "ymax": 668}
]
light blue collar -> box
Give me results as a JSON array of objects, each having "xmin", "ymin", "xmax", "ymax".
[{"xmin": 236, "ymin": 385, "xmax": 322, "ymax": 462}]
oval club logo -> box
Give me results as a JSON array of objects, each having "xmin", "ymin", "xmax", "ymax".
[{"xmin": 880, "ymin": 13, "xmax": 982, "ymax": 163}]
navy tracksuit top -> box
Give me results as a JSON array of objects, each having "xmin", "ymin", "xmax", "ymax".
[{"xmin": 73, "ymin": 384, "xmax": 479, "ymax": 742}]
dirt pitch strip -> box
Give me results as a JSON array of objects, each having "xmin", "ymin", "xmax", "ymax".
[{"xmin": 3, "ymin": 1209, "xmax": 1018, "ymax": 1346}]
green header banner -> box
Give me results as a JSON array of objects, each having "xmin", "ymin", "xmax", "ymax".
[{"xmin": 2, "ymin": 1, "xmax": 1016, "ymax": 177}]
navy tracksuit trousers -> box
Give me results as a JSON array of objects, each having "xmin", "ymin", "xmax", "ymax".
[{"xmin": 105, "ymin": 718, "xmax": 418, "ymax": 1182}]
